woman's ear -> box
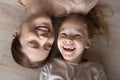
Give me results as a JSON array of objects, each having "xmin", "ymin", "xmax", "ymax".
[
  {"xmin": 17, "ymin": 0, "xmax": 34, "ymax": 8},
  {"xmin": 85, "ymin": 39, "xmax": 92, "ymax": 49},
  {"xmin": 12, "ymin": 27, "xmax": 21, "ymax": 39}
]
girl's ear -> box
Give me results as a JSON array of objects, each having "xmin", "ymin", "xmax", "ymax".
[
  {"xmin": 12, "ymin": 27, "xmax": 21, "ymax": 39},
  {"xmin": 85, "ymin": 39, "xmax": 92, "ymax": 49},
  {"xmin": 17, "ymin": 0, "xmax": 34, "ymax": 8}
]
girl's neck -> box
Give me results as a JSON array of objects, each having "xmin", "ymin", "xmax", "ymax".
[{"xmin": 64, "ymin": 57, "xmax": 82, "ymax": 64}]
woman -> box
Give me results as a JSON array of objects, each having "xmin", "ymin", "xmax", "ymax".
[{"xmin": 11, "ymin": 0, "xmax": 99, "ymax": 68}]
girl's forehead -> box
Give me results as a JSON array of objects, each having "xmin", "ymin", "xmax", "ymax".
[
  {"xmin": 61, "ymin": 18, "xmax": 87, "ymax": 30},
  {"xmin": 64, "ymin": 17, "xmax": 86, "ymax": 24},
  {"xmin": 59, "ymin": 17, "xmax": 88, "ymax": 35}
]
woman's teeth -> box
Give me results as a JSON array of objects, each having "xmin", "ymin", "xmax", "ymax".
[{"xmin": 36, "ymin": 26, "xmax": 50, "ymax": 32}]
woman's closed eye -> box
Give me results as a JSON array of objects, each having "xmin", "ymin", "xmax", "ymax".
[
  {"xmin": 44, "ymin": 43, "xmax": 52, "ymax": 51},
  {"xmin": 28, "ymin": 40, "xmax": 39, "ymax": 48}
]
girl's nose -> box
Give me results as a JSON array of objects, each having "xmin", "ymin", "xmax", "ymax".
[{"xmin": 64, "ymin": 38, "xmax": 73, "ymax": 44}]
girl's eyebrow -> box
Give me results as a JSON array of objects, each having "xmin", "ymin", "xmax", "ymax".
[
  {"xmin": 59, "ymin": 27, "xmax": 65, "ymax": 32},
  {"xmin": 77, "ymin": 29, "xmax": 88, "ymax": 35}
]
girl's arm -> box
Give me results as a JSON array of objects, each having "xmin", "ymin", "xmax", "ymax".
[{"xmin": 39, "ymin": 64, "xmax": 50, "ymax": 80}]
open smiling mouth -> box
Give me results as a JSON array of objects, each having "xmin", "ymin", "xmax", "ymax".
[
  {"xmin": 35, "ymin": 26, "xmax": 50, "ymax": 32},
  {"xmin": 63, "ymin": 46, "xmax": 75, "ymax": 52}
]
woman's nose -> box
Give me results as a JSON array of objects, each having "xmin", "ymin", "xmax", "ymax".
[{"xmin": 47, "ymin": 33, "xmax": 55, "ymax": 45}]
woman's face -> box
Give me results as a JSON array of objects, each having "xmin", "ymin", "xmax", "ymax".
[{"xmin": 19, "ymin": 15, "xmax": 55, "ymax": 62}]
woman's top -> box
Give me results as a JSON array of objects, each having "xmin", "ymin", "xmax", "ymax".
[
  {"xmin": 52, "ymin": 0, "xmax": 99, "ymax": 15},
  {"xmin": 39, "ymin": 58, "xmax": 107, "ymax": 80}
]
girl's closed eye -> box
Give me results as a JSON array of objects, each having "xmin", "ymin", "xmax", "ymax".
[
  {"xmin": 75, "ymin": 34, "xmax": 82, "ymax": 38},
  {"xmin": 59, "ymin": 33, "xmax": 67, "ymax": 37}
]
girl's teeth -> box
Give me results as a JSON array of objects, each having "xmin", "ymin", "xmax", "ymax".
[{"xmin": 63, "ymin": 46, "xmax": 74, "ymax": 50}]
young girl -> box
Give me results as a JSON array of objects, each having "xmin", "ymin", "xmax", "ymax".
[
  {"xmin": 11, "ymin": 0, "xmax": 99, "ymax": 68},
  {"xmin": 39, "ymin": 3, "xmax": 110, "ymax": 80}
]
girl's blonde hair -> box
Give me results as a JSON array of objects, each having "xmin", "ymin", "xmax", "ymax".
[{"xmin": 86, "ymin": 3, "xmax": 112, "ymax": 39}]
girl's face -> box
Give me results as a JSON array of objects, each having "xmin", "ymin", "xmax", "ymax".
[
  {"xmin": 20, "ymin": 16, "xmax": 55, "ymax": 62},
  {"xmin": 57, "ymin": 18, "xmax": 92, "ymax": 63}
]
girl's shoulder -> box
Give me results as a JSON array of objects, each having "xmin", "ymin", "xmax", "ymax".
[
  {"xmin": 44, "ymin": 58, "xmax": 65, "ymax": 66},
  {"xmin": 81, "ymin": 61, "xmax": 105, "ymax": 73}
]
